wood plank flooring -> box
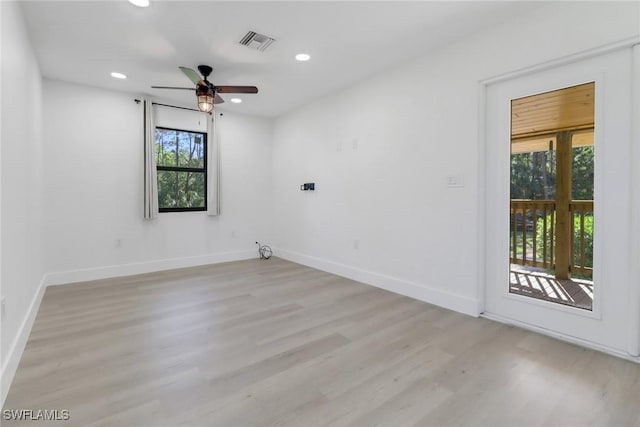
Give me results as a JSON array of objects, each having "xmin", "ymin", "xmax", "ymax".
[{"xmin": 3, "ymin": 257, "xmax": 640, "ymax": 426}]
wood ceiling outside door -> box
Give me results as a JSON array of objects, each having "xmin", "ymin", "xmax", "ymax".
[{"xmin": 511, "ymin": 82, "xmax": 595, "ymax": 153}]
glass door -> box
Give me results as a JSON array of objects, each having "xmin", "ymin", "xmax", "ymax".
[
  {"xmin": 509, "ymin": 83, "xmax": 594, "ymax": 311},
  {"xmin": 484, "ymin": 47, "xmax": 636, "ymax": 355}
]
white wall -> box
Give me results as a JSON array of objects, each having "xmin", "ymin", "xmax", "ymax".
[
  {"xmin": 42, "ymin": 80, "xmax": 273, "ymax": 283},
  {"xmin": 0, "ymin": 0, "xmax": 45, "ymax": 403},
  {"xmin": 271, "ymin": 1, "xmax": 640, "ymax": 315}
]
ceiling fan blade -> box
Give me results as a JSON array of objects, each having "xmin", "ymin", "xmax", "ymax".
[
  {"xmin": 179, "ymin": 66, "xmax": 204, "ymax": 86},
  {"xmin": 213, "ymin": 93, "xmax": 225, "ymax": 104},
  {"xmin": 151, "ymin": 86, "xmax": 196, "ymax": 90},
  {"xmin": 215, "ymin": 86, "xmax": 258, "ymax": 94}
]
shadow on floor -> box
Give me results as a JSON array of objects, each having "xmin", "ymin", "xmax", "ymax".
[{"xmin": 509, "ymin": 265, "xmax": 593, "ymax": 311}]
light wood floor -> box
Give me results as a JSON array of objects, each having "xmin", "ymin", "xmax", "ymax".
[{"xmin": 3, "ymin": 258, "xmax": 640, "ymax": 427}]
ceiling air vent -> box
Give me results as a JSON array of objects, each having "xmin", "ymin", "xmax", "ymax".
[{"xmin": 239, "ymin": 31, "xmax": 276, "ymax": 52}]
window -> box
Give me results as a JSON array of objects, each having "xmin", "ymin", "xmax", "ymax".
[{"xmin": 155, "ymin": 127, "xmax": 207, "ymax": 212}]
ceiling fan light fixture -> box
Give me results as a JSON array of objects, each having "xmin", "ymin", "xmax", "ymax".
[
  {"xmin": 295, "ymin": 53, "xmax": 311, "ymax": 62},
  {"xmin": 128, "ymin": 0, "xmax": 150, "ymax": 7},
  {"xmin": 196, "ymin": 85, "xmax": 214, "ymax": 113}
]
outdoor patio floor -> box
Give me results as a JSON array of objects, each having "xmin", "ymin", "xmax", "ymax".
[{"xmin": 509, "ymin": 265, "xmax": 593, "ymax": 311}]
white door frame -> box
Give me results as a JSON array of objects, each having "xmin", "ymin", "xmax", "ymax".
[{"xmin": 476, "ymin": 37, "xmax": 640, "ymax": 359}]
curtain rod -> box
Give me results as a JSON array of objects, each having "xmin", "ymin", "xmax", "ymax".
[{"xmin": 134, "ymin": 99, "xmax": 212, "ymax": 115}]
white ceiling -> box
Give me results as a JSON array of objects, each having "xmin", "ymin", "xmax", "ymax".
[{"xmin": 20, "ymin": 1, "xmax": 542, "ymax": 117}]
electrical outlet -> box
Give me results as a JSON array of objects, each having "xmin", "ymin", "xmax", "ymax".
[
  {"xmin": 115, "ymin": 238, "xmax": 122, "ymax": 248},
  {"xmin": 353, "ymin": 239, "xmax": 360, "ymax": 250},
  {"xmin": 1, "ymin": 297, "xmax": 6, "ymax": 321}
]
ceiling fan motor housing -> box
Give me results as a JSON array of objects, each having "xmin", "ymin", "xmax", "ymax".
[{"xmin": 197, "ymin": 65, "xmax": 213, "ymax": 79}]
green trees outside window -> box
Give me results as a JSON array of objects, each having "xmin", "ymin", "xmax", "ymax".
[
  {"xmin": 155, "ymin": 127, "xmax": 207, "ymax": 212},
  {"xmin": 510, "ymin": 146, "xmax": 594, "ymax": 201}
]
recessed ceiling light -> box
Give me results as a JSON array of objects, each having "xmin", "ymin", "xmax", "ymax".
[
  {"xmin": 230, "ymin": 98, "xmax": 242, "ymax": 104},
  {"xmin": 295, "ymin": 53, "xmax": 311, "ymax": 62},
  {"xmin": 128, "ymin": 0, "xmax": 150, "ymax": 7},
  {"xmin": 110, "ymin": 72, "xmax": 127, "ymax": 79}
]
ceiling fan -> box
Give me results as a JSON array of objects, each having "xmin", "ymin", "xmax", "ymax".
[{"xmin": 151, "ymin": 65, "xmax": 258, "ymax": 113}]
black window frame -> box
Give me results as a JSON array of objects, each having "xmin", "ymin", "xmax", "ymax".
[{"xmin": 155, "ymin": 126, "xmax": 208, "ymax": 213}]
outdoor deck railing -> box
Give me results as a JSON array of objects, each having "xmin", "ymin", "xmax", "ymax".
[{"xmin": 510, "ymin": 199, "xmax": 593, "ymax": 278}]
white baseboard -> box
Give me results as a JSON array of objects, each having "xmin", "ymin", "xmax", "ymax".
[
  {"xmin": 44, "ymin": 250, "xmax": 257, "ymax": 286},
  {"xmin": 1, "ymin": 277, "xmax": 46, "ymax": 407},
  {"xmin": 1, "ymin": 249, "xmax": 257, "ymax": 407},
  {"xmin": 481, "ymin": 312, "xmax": 640, "ymax": 364},
  {"xmin": 276, "ymin": 248, "xmax": 480, "ymax": 317}
]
